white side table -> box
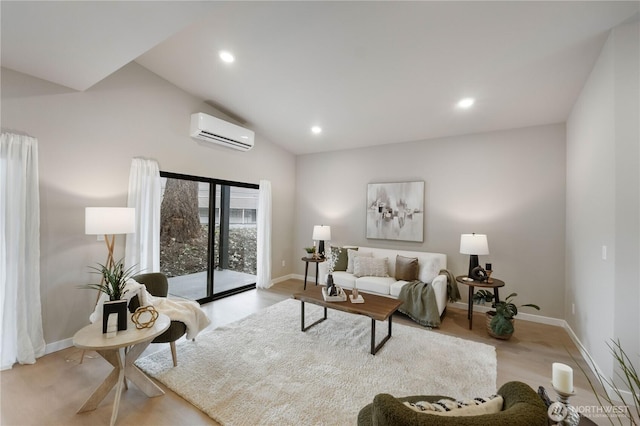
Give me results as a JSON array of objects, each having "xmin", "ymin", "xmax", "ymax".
[{"xmin": 73, "ymin": 313, "xmax": 170, "ymax": 426}]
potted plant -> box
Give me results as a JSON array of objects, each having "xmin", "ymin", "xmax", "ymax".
[
  {"xmin": 83, "ymin": 258, "xmax": 137, "ymax": 332},
  {"xmin": 486, "ymin": 292, "xmax": 540, "ymax": 340},
  {"xmin": 473, "ymin": 289, "xmax": 495, "ymax": 305},
  {"xmin": 304, "ymin": 246, "xmax": 315, "ymax": 257}
]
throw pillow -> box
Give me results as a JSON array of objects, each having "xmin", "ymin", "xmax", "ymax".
[
  {"xmin": 403, "ymin": 395, "xmax": 503, "ymax": 417},
  {"xmin": 353, "ymin": 256, "xmax": 389, "ymax": 278},
  {"xmin": 395, "ymin": 255, "xmax": 419, "ymax": 281},
  {"xmin": 330, "ymin": 246, "xmax": 350, "ymax": 272},
  {"xmin": 347, "ymin": 249, "xmax": 371, "ymax": 273}
]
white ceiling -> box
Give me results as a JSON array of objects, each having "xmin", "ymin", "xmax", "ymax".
[{"xmin": 2, "ymin": 1, "xmax": 638, "ymax": 155}]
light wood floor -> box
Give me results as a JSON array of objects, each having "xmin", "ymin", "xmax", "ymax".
[{"xmin": 1, "ymin": 279, "xmax": 605, "ymax": 426}]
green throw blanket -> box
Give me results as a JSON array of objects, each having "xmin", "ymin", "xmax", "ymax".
[{"xmin": 398, "ymin": 270, "xmax": 461, "ymax": 328}]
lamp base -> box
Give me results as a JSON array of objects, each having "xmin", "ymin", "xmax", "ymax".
[
  {"xmin": 318, "ymin": 240, "xmax": 326, "ymax": 259},
  {"xmin": 468, "ymin": 254, "xmax": 479, "ymax": 278}
]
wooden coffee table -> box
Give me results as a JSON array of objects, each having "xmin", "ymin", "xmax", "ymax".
[{"xmin": 293, "ymin": 286, "xmax": 403, "ymax": 355}]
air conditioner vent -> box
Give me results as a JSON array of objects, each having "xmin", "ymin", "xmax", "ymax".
[{"xmin": 190, "ymin": 113, "xmax": 255, "ymax": 151}]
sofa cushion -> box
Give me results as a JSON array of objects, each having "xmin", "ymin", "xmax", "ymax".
[
  {"xmin": 389, "ymin": 280, "xmax": 409, "ymax": 298},
  {"xmin": 332, "ymin": 271, "xmax": 356, "ymax": 289},
  {"xmin": 354, "ymin": 256, "xmax": 389, "ymax": 278},
  {"xmin": 356, "ymin": 276, "xmax": 396, "ymax": 295},
  {"xmin": 347, "ymin": 249, "xmax": 371, "ymax": 273},
  {"xmin": 330, "ymin": 246, "xmax": 350, "ymax": 272},
  {"xmin": 404, "ymin": 395, "xmax": 504, "ymax": 416},
  {"xmin": 396, "ymin": 255, "xmax": 419, "ymax": 281}
]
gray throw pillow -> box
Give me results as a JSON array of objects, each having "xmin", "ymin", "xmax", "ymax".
[{"xmin": 396, "ymin": 255, "xmax": 419, "ymax": 281}]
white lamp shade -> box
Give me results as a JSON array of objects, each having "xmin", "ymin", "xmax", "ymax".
[
  {"xmin": 459, "ymin": 233, "xmax": 489, "ymax": 255},
  {"xmin": 312, "ymin": 225, "xmax": 331, "ymax": 241},
  {"xmin": 85, "ymin": 207, "xmax": 136, "ymax": 235}
]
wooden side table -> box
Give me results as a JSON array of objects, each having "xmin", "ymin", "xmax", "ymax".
[
  {"xmin": 301, "ymin": 257, "xmax": 325, "ymax": 290},
  {"xmin": 456, "ymin": 276, "xmax": 505, "ymax": 330},
  {"xmin": 73, "ymin": 314, "xmax": 170, "ymax": 426}
]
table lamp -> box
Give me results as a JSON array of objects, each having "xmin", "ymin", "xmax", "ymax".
[
  {"xmin": 312, "ymin": 225, "xmax": 331, "ymax": 258},
  {"xmin": 459, "ymin": 233, "xmax": 489, "ymax": 278}
]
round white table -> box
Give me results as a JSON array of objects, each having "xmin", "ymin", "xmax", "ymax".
[{"xmin": 73, "ymin": 313, "xmax": 170, "ymax": 426}]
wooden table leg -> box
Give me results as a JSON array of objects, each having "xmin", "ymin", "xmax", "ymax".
[
  {"xmin": 493, "ymin": 288, "xmax": 500, "ymax": 304},
  {"xmin": 314, "ymin": 262, "xmax": 319, "ymax": 286},
  {"xmin": 77, "ymin": 350, "xmax": 122, "ymax": 413},
  {"xmin": 78, "ymin": 341, "xmax": 164, "ymax": 426},
  {"xmin": 303, "ymin": 262, "xmax": 310, "ymax": 290},
  {"xmin": 124, "ymin": 341, "xmax": 164, "ymax": 398},
  {"xmin": 468, "ymin": 286, "xmax": 474, "ymax": 330}
]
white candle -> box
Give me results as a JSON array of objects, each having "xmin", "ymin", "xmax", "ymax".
[{"xmin": 552, "ymin": 362, "xmax": 573, "ymax": 393}]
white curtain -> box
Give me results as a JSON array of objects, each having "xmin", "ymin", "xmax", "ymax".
[
  {"xmin": 256, "ymin": 180, "xmax": 272, "ymax": 288},
  {"xmin": 0, "ymin": 132, "xmax": 45, "ymax": 370},
  {"xmin": 125, "ymin": 158, "xmax": 161, "ymax": 274}
]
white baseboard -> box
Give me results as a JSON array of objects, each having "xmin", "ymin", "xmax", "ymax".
[
  {"xmin": 45, "ymin": 337, "xmax": 74, "ymax": 354},
  {"xmin": 449, "ymin": 301, "xmax": 565, "ymax": 327}
]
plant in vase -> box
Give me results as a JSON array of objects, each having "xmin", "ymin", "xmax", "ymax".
[
  {"xmin": 325, "ymin": 247, "xmax": 341, "ymax": 296},
  {"xmin": 82, "ymin": 258, "xmax": 138, "ymax": 332},
  {"xmin": 304, "ymin": 247, "xmax": 315, "ymax": 257},
  {"xmin": 486, "ymin": 292, "xmax": 540, "ymax": 340}
]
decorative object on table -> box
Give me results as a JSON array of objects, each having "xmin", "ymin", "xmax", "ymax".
[
  {"xmin": 132, "ymin": 305, "xmax": 160, "ymax": 329},
  {"xmin": 486, "ymin": 292, "xmax": 540, "ymax": 339},
  {"xmin": 366, "ymin": 181, "xmax": 424, "ymax": 242},
  {"xmin": 350, "ymin": 289, "xmax": 364, "ymax": 304},
  {"xmin": 304, "ymin": 246, "xmax": 315, "ymax": 256},
  {"xmin": 82, "ymin": 258, "xmax": 138, "ymax": 332},
  {"xmin": 102, "ymin": 299, "xmax": 128, "ymax": 333},
  {"xmin": 312, "ymin": 225, "xmax": 331, "ymax": 258},
  {"xmin": 470, "ymin": 265, "xmax": 488, "ymax": 282},
  {"xmin": 322, "ymin": 286, "xmax": 347, "ymax": 302},
  {"xmin": 324, "ymin": 246, "xmax": 341, "ymax": 295},
  {"xmin": 460, "ymin": 233, "xmax": 489, "ymax": 278},
  {"xmin": 546, "ymin": 363, "xmax": 579, "ymax": 426},
  {"xmin": 485, "ymin": 263, "xmax": 494, "ymax": 283},
  {"xmin": 472, "ymin": 289, "xmax": 494, "ymax": 305},
  {"xmin": 105, "ymin": 314, "xmax": 118, "ymax": 338}
]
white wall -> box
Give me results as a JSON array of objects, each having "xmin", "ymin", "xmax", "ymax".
[
  {"xmin": 296, "ymin": 124, "xmax": 567, "ymax": 319},
  {"xmin": 1, "ymin": 63, "xmax": 296, "ymax": 347},
  {"xmin": 566, "ymin": 18, "xmax": 639, "ymax": 379}
]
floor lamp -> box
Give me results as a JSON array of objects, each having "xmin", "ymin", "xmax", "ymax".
[
  {"xmin": 85, "ymin": 207, "xmax": 136, "ymax": 270},
  {"xmin": 81, "ymin": 207, "xmax": 135, "ymax": 363}
]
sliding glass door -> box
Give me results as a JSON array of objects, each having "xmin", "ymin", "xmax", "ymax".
[{"xmin": 159, "ymin": 172, "xmax": 258, "ymax": 303}]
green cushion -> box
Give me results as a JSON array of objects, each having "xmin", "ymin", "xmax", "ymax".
[
  {"xmin": 357, "ymin": 381, "xmax": 548, "ymax": 426},
  {"xmin": 331, "ymin": 246, "xmax": 353, "ymax": 272},
  {"xmin": 396, "ymin": 255, "xmax": 419, "ymax": 281}
]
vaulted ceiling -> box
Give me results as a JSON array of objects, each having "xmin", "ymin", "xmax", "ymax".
[{"xmin": 2, "ymin": 1, "xmax": 638, "ymax": 155}]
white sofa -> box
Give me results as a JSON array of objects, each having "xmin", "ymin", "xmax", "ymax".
[{"xmin": 318, "ymin": 246, "xmax": 448, "ymax": 316}]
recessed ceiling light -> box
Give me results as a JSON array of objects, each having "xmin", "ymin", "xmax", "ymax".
[
  {"xmin": 457, "ymin": 98, "xmax": 475, "ymax": 109},
  {"xmin": 219, "ymin": 50, "xmax": 235, "ymax": 63},
  {"xmin": 311, "ymin": 126, "xmax": 322, "ymax": 135}
]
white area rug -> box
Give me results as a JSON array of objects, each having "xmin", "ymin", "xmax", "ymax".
[{"xmin": 136, "ymin": 299, "xmax": 497, "ymax": 425}]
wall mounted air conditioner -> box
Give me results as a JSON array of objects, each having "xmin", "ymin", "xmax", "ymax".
[{"xmin": 190, "ymin": 112, "xmax": 255, "ymax": 151}]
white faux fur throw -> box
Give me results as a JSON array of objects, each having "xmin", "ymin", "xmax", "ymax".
[
  {"xmin": 89, "ymin": 278, "xmax": 210, "ymax": 340},
  {"xmin": 145, "ymin": 293, "xmax": 211, "ymax": 340}
]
